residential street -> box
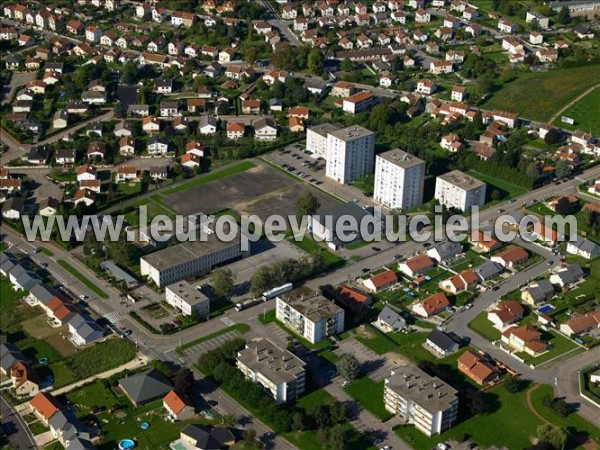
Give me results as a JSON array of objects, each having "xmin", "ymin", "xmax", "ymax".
[{"xmin": 0, "ymin": 395, "xmax": 36, "ymax": 450}]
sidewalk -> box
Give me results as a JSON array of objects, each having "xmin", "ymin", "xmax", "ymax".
[
  {"xmin": 51, "ymin": 353, "xmax": 149, "ymax": 396},
  {"xmin": 324, "ymin": 383, "xmax": 410, "ymax": 450}
]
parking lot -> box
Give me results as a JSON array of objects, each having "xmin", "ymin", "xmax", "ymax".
[
  {"xmin": 263, "ymin": 143, "xmax": 379, "ymax": 208},
  {"xmin": 180, "ymin": 328, "xmax": 244, "ymax": 358}
]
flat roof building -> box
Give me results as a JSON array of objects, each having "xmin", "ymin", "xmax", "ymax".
[
  {"xmin": 236, "ymin": 338, "xmax": 306, "ymax": 404},
  {"xmin": 165, "ymin": 280, "xmax": 210, "ymax": 317},
  {"xmin": 140, "ymin": 236, "xmax": 249, "ymax": 287},
  {"xmin": 306, "ymin": 123, "xmax": 343, "ymax": 158},
  {"xmin": 276, "ymin": 287, "xmax": 345, "ymax": 344},
  {"xmin": 374, "ymin": 149, "xmax": 425, "ymax": 211},
  {"xmin": 325, "ymin": 125, "xmax": 375, "ymax": 185},
  {"xmin": 434, "ymin": 170, "xmax": 486, "ymax": 212},
  {"xmin": 384, "ymin": 365, "xmax": 459, "ymax": 436}
]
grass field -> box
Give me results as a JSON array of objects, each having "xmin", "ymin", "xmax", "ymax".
[
  {"xmin": 289, "ymin": 236, "xmax": 345, "ymax": 268},
  {"xmin": 517, "ymin": 330, "xmax": 582, "ymax": 366},
  {"xmin": 57, "ymin": 260, "xmax": 109, "ymax": 298},
  {"xmin": 0, "ymin": 277, "xmax": 37, "ymax": 337},
  {"xmin": 396, "ymin": 386, "xmax": 598, "ymax": 450},
  {"xmin": 484, "ymin": 65, "xmax": 600, "ymax": 122},
  {"xmin": 467, "ymin": 170, "xmax": 527, "ymax": 202},
  {"xmin": 344, "ymin": 378, "xmax": 393, "ymax": 421},
  {"xmin": 553, "ymin": 87, "xmax": 600, "ymax": 135},
  {"xmin": 65, "ymin": 380, "xmax": 121, "ymax": 412}
]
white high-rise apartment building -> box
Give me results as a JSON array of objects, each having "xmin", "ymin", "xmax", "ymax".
[
  {"xmin": 374, "ymin": 149, "xmax": 425, "ymax": 211},
  {"xmin": 325, "ymin": 125, "xmax": 375, "ymax": 184},
  {"xmin": 434, "ymin": 170, "xmax": 486, "ymax": 212},
  {"xmin": 306, "ymin": 123, "xmax": 343, "ymax": 158}
]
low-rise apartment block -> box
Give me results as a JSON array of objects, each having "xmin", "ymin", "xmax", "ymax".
[
  {"xmin": 165, "ymin": 280, "xmax": 210, "ymax": 317},
  {"xmin": 434, "ymin": 170, "xmax": 486, "ymax": 211}
]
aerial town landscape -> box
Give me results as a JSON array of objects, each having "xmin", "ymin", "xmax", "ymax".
[{"xmin": 0, "ymin": 0, "xmax": 600, "ymax": 449}]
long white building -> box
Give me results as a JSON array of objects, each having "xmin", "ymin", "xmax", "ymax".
[
  {"xmin": 236, "ymin": 338, "xmax": 306, "ymax": 404},
  {"xmin": 434, "ymin": 170, "xmax": 486, "ymax": 212},
  {"xmin": 140, "ymin": 237, "xmax": 249, "ymax": 287},
  {"xmin": 165, "ymin": 280, "xmax": 210, "ymax": 317},
  {"xmin": 374, "ymin": 149, "xmax": 425, "ymax": 211},
  {"xmin": 276, "ymin": 288, "xmax": 345, "ymax": 344},
  {"xmin": 325, "ymin": 125, "xmax": 375, "ymax": 184},
  {"xmin": 384, "ymin": 365, "xmax": 459, "ymax": 436}
]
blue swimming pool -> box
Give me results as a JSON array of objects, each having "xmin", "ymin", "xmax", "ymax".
[
  {"xmin": 118, "ymin": 439, "xmax": 136, "ymax": 450},
  {"xmin": 537, "ymin": 305, "xmax": 555, "ymax": 314}
]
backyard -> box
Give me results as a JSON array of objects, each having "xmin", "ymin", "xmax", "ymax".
[
  {"xmin": 344, "ymin": 378, "xmax": 393, "ymax": 422},
  {"xmin": 552, "ymin": 86, "xmax": 600, "ymax": 136}
]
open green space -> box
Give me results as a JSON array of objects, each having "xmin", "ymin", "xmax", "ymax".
[
  {"xmin": 483, "ymin": 65, "xmax": 600, "ymax": 122},
  {"xmin": 64, "ymin": 380, "xmax": 120, "ymax": 412},
  {"xmin": 0, "ymin": 277, "xmax": 37, "ymax": 337},
  {"xmin": 553, "ymin": 86, "xmax": 600, "ymax": 136},
  {"xmin": 468, "ymin": 312, "xmax": 501, "ymax": 342},
  {"xmin": 468, "ymin": 170, "xmax": 527, "ymax": 201},
  {"xmin": 288, "ymin": 236, "xmax": 345, "ymax": 268},
  {"xmin": 162, "ymin": 161, "xmax": 256, "ymax": 196},
  {"xmin": 39, "ymin": 247, "xmax": 54, "ymax": 256},
  {"xmin": 344, "ymin": 378, "xmax": 393, "ymax": 421},
  {"xmin": 176, "ymin": 323, "xmax": 250, "ymax": 354},
  {"xmin": 257, "ymin": 308, "xmax": 276, "ymax": 324},
  {"xmin": 57, "ymin": 260, "xmax": 109, "ymax": 298},
  {"xmin": 517, "ymin": 330, "xmax": 582, "ymax": 366},
  {"xmin": 353, "ymin": 325, "xmax": 433, "ymax": 362}
]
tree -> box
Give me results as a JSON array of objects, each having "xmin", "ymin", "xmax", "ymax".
[
  {"xmin": 173, "ymin": 368, "xmax": 195, "ymax": 401},
  {"xmin": 537, "ymin": 424, "xmax": 567, "ymax": 450},
  {"xmin": 491, "ymin": 189, "xmax": 502, "ymax": 201},
  {"xmin": 554, "ymin": 160, "xmax": 572, "ymax": 179},
  {"xmin": 212, "ymin": 268, "xmax": 235, "ymax": 298},
  {"xmin": 218, "ymin": 413, "xmax": 237, "ymax": 427},
  {"xmin": 465, "ymin": 390, "xmax": 487, "ymax": 415},
  {"xmin": 335, "ymin": 354, "xmax": 361, "ymax": 380},
  {"xmin": 555, "ymin": 196, "xmax": 577, "ymax": 215},
  {"xmin": 475, "ymin": 76, "xmax": 493, "ymax": 96},
  {"xmin": 341, "ymin": 58, "xmax": 354, "ymax": 72},
  {"xmin": 327, "ymin": 425, "xmax": 346, "ymax": 450},
  {"xmin": 292, "ymin": 412, "xmax": 305, "ymax": 431},
  {"xmin": 558, "ymin": 5, "xmax": 571, "ymax": 24},
  {"xmin": 544, "ymin": 127, "xmax": 561, "ymax": 145},
  {"xmin": 526, "ymin": 163, "xmax": 541, "ymax": 179},
  {"xmin": 308, "ymin": 48, "xmax": 324, "ymax": 75},
  {"xmin": 295, "ymin": 192, "xmax": 320, "ymax": 218},
  {"xmin": 244, "ymin": 46, "xmax": 257, "ymax": 65},
  {"xmin": 504, "ymin": 376, "xmax": 521, "ymax": 393}
]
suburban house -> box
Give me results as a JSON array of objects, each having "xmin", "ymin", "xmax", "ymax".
[
  {"xmin": 521, "ymin": 280, "xmax": 555, "ymax": 305},
  {"xmin": 457, "ymin": 351, "xmax": 499, "ymax": 385},
  {"xmin": 68, "ymin": 314, "xmax": 103, "ymax": 346},
  {"xmin": 470, "ymin": 231, "xmax": 502, "ymax": 252},
  {"xmin": 501, "ymin": 325, "xmax": 549, "ymax": 357},
  {"xmin": 487, "ymin": 300, "xmax": 524, "ymax": 330},
  {"xmin": 566, "ymin": 236, "xmax": 600, "ymax": 259},
  {"xmin": 490, "ymin": 245, "xmax": 528, "ymax": 269},
  {"xmin": 336, "ymin": 285, "xmax": 372, "ymax": 314},
  {"xmin": 163, "ymin": 390, "xmax": 195, "ymax": 421},
  {"xmin": 398, "ymin": 254, "xmax": 435, "ymax": 278},
  {"xmin": 439, "ymin": 269, "xmax": 477, "ymax": 294},
  {"xmin": 559, "ymin": 310, "xmax": 600, "ymax": 337},
  {"xmin": 427, "ymin": 241, "xmax": 462, "ymax": 264},
  {"xmin": 549, "ymin": 264, "xmax": 584, "ymax": 289},
  {"xmin": 173, "ymin": 425, "xmax": 236, "ymax": 450},
  {"xmin": 362, "ymin": 270, "xmax": 398, "ymax": 292},
  {"xmin": 376, "ymin": 306, "xmax": 407, "ymax": 333},
  {"xmin": 253, "ymin": 118, "xmax": 277, "ymax": 141},
  {"xmin": 411, "ymin": 292, "xmax": 450, "ymax": 319},
  {"xmin": 226, "ymin": 122, "xmax": 245, "ymax": 140},
  {"xmin": 425, "ymin": 329, "xmax": 460, "ymax": 357},
  {"xmin": 10, "ymin": 361, "xmax": 39, "ymax": 397},
  {"xmin": 118, "ymin": 369, "xmax": 173, "ymax": 406}
]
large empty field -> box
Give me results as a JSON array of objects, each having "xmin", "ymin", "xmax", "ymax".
[
  {"xmin": 483, "ymin": 65, "xmax": 600, "ymax": 122},
  {"xmin": 164, "ymin": 163, "xmax": 339, "ymax": 220},
  {"xmin": 552, "ymin": 86, "xmax": 600, "ymax": 135}
]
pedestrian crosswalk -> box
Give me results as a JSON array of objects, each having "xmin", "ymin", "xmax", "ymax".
[{"xmin": 102, "ymin": 311, "xmax": 124, "ymax": 324}]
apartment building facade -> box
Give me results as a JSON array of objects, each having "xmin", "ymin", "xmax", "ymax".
[
  {"xmin": 374, "ymin": 149, "xmax": 425, "ymax": 211},
  {"xmin": 325, "ymin": 125, "xmax": 375, "ymax": 184},
  {"xmin": 165, "ymin": 280, "xmax": 210, "ymax": 317},
  {"xmin": 434, "ymin": 170, "xmax": 486, "ymax": 211}
]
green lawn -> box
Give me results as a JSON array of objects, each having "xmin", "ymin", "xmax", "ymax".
[
  {"xmin": 467, "ymin": 170, "xmax": 527, "ymax": 201},
  {"xmin": 257, "ymin": 308, "xmax": 276, "ymax": 324},
  {"xmin": 0, "ymin": 276, "xmax": 37, "ymax": 337},
  {"xmin": 529, "ymin": 384, "xmax": 600, "ymax": 446},
  {"xmin": 39, "ymin": 247, "xmax": 54, "ymax": 256},
  {"xmin": 176, "ymin": 323, "xmax": 250, "ymax": 354},
  {"xmin": 345, "ymin": 378, "xmax": 393, "ymax": 421},
  {"xmin": 553, "ymin": 86, "xmax": 600, "ymax": 135},
  {"xmin": 527, "ymin": 202, "xmax": 557, "ymax": 217},
  {"xmin": 516, "ymin": 330, "xmax": 581, "ymax": 366},
  {"xmin": 354, "ymin": 325, "xmax": 433, "ymax": 362},
  {"xmin": 64, "ymin": 380, "xmax": 120, "ymax": 412},
  {"xmin": 396, "ymin": 385, "xmax": 545, "ymax": 449},
  {"xmin": 483, "ymin": 64, "xmax": 600, "ymax": 122},
  {"xmin": 162, "ymin": 161, "xmax": 255, "ymax": 196},
  {"xmin": 57, "ymin": 260, "xmax": 109, "ymax": 298},
  {"xmin": 288, "ymin": 236, "xmax": 345, "ymax": 268},
  {"xmin": 468, "ymin": 312, "xmax": 501, "ymax": 342}
]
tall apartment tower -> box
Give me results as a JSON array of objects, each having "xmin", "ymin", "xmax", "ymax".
[
  {"xmin": 374, "ymin": 149, "xmax": 426, "ymax": 211},
  {"xmin": 434, "ymin": 170, "xmax": 486, "ymax": 212},
  {"xmin": 325, "ymin": 125, "xmax": 375, "ymax": 184}
]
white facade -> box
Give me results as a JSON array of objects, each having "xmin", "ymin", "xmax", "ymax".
[
  {"xmin": 434, "ymin": 170, "xmax": 486, "ymax": 211},
  {"xmin": 374, "ymin": 149, "xmax": 425, "ymax": 211},
  {"xmin": 325, "ymin": 126, "xmax": 375, "ymax": 184},
  {"xmin": 275, "ymin": 290, "xmax": 345, "ymax": 344},
  {"xmin": 165, "ymin": 280, "xmax": 210, "ymax": 317}
]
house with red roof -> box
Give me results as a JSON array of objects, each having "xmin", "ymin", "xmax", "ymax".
[
  {"xmin": 487, "ymin": 300, "xmax": 524, "ymax": 330},
  {"xmin": 439, "ymin": 269, "xmax": 478, "ymax": 294},
  {"xmin": 30, "ymin": 392, "xmax": 60, "ymax": 425},
  {"xmin": 398, "ymin": 254, "xmax": 435, "ymax": 278},
  {"xmin": 163, "ymin": 390, "xmax": 194, "ymax": 420},
  {"xmin": 470, "ymin": 230, "xmax": 501, "ymax": 253},
  {"xmin": 363, "ymin": 270, "xmax": 398, "ymax": 292},
  {"xmin": 490, "ymin": 245, "xmax": 528, "ymax": 269},
  {"xmin": 411, "ymin": 292, "xmax": 450, "ymax": 318},
  {"xmin": 501, "ymin": 324, "xmax": 548, "ymax": 357},
  {"xmin": 10, "ymin": 361, "xmax": 40, "ymax": 397},
  {"xmin": 337, "ymin": 285, "xmax": 371, "ymax": 313},
  {"xmin": 457, "ymin": 351, "xmax": 499, "ymax": 385}
]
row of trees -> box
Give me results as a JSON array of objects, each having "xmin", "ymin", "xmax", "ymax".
[{"xmin": 250, "ymin": 254, "xmax": 327, "ymax": 296}]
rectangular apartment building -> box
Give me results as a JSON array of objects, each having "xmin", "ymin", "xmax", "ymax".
[
  {"xmin": 236, "ymin": 338, "xmax": 306, "ymax": 404},
  {"xmin": 140, "ymin": 237, "xmax": 249, "ymax": 287},
  {"xmin": 325, "ymin": 125, "xmax": 375, "ymax": 184},
  {"xmin": 306, "ymin": 123, "xmax": 343, "ymax": 158},
  {"xmin": 434, "ymin": 170, "xmax": 486, "ymax": 212},
  {"xmin": 384, "ymin": 365, "xmax": 459, "ymax": 436},
  {"xmin": 165, "ymin": 280, "xmax": 210, "ymax": 317},
  {"xmin": 276, "ymin": 287, "xmax": 345, "ymax": 344},
  {"xmin": 374, "ymin": 149, "xmax": 426, "ymax": 211}
]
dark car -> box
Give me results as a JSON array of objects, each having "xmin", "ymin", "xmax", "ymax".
[
  {"xmin": 361, "ymin": 267, "xmax": 370, "ymax": 273},
  {"xmin": 371, "ymin": 246, "xmax": 381, "ymax": 251}
]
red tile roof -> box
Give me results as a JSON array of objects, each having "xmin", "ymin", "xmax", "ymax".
[{"xmin": 30, "ymin": 392, "xmax": 59, "ymax": 421}]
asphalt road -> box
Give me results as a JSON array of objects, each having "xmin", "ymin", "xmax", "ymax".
[{"xmin": 0, "ymin": 395, "xmax": 36, "ymax": 450}]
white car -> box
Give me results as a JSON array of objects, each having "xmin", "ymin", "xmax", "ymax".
[
  {"xmin": 342, "ymin": 380, "xmax": 350, "ymax": 387},
  {"xmin": 79, "ymin": 294, "xmax": 88, "ymax": 300}
]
